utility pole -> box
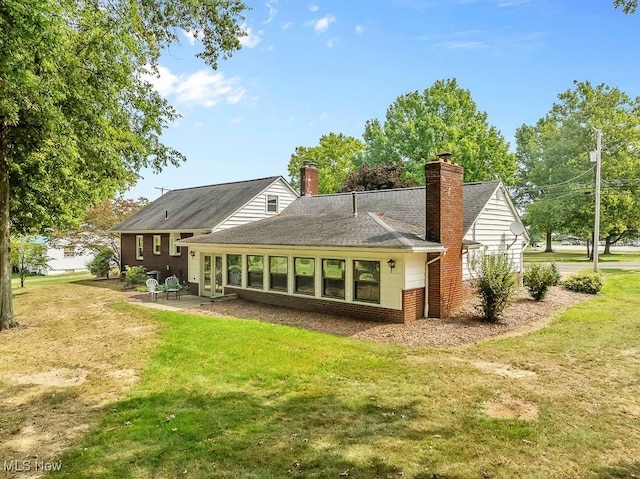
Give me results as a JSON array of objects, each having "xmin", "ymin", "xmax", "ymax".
[{"xmin": 590, "ymin": 128, "xmax": 602, "ymax": 273}]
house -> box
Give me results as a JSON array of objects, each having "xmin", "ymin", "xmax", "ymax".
[
  {"xmin": 112, "ymin": 176, "xmax": 298, "ymax": 282},
  {"xmin": 178, "ymin": 159, "xmax": 528, "ymax": 322},
  {"xmin": 44, "ymin": 241, "xmax": 95, "ymax": 275}
]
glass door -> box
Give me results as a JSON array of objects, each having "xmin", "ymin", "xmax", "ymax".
[
  {"xmin": 214, "ymin": 256, "xmax": 223, "ymax": 294},
  {"xmin": 203, "ymin": 255, "xmax": 212, "ymax": 296}
]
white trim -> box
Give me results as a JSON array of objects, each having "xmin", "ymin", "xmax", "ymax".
[{"xmin": 135, "ymin": 235, "xmax": 144, "ymax": 260}]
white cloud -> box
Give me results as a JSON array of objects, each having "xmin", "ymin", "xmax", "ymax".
[
  {"xmin": 497, "ymin": 0, "xmax": 530, "ymax": 6},
  {"xmin": 240, "ymin": 25, "xmax": 262, "ymax": 48},
  {"xmin": 318, "ymin": 112, "xmax": 329, "ymax": 121},
  {"xmin": 355, "ymin": 24, "xmax": 365, "ymax": 34},
  {"xmin": 265, "ymin": 0, "xmax": 278, "ymax": 24},
  {"xmin": 229, "ymin": 117, "xmax": 243, "ymax": 125},
  {"xmin": 313, "ymin": 14, "xmax": 335, "ymax": 33},
  {"xmin": 326, "ymin": 37, "xmax": 340, "ymax": 48},
  {"xmin": 442, "ymin": 41, "xmax": 486, "ymax": 49},
  {"xmin": 181, "ymin": 29, "xmax": 199, "ymax": 45},
  {"xmin": 281, "ymin": 21, "xmax": 293, "ymax": 29},
  {"xmin": 309, "ymin": 3, "xmax": 320, "ymax": 12},
  {"xmin": 143, "ymin": 66, "xmax": 246, "ymax": 108}
]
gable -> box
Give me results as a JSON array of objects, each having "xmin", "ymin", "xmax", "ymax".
[{"xmin": 113, "ymin": 176, "xmax": 289, "ymax": 232}]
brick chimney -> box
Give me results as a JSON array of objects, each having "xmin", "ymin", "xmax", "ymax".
[
  {"xmin": 425, "ymin": 153, "xmax": 464, "ymax": 318},
  {"xmin": 300, "ymin": 161, "xmax": 319, "ymax": 196}
]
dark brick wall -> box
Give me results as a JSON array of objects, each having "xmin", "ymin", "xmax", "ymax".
[
  {"xmin": 300, "ymin": 163, "xmax": 319, "ymax": 196},
  {"xmin": 425, "ymin": 160, "xmax": 464, "ymax": 318},
  {"xmin": 120, "ymin": 233, "xmax": 192, "ymax": 283},
  {"xmin": 224, "ymin": 286, "xmax": 407, "ymax": 323}
]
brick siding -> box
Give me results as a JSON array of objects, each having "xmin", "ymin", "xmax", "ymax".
[{"xmin": 120, "ymin": 233, "xmax": 192, "ymax": 283}]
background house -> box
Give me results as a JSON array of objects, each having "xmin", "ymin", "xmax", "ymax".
[
  {"xmin": 113, "ymin": 176, "xmax": 298, "ymax": 282},
  {"xmin": 179, "ymin": 160, "xmax": 528, "ymax": 322}
]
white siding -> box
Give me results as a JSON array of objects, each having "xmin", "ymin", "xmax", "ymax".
[
  {"xmin": 403, "ymin": 252, "xmax": 428, "ymax": 290},
  {"xmin": 463, "ymin": 186, "xmax": 527, "ymax": 280},
  {"xmin": 189, "ymin": 245, "xmax": 405, "ymax": 310},
  {"xmin": 46, "ymin": 245, "xmax": 94, "ymax": 275},
  {"xmin": 214, "ymin": 179, "xmax": 298, "ymax": 231}
]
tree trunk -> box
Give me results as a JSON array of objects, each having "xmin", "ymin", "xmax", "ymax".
[
  {"xmin": 544, "ymin": 230, "xmax": 553, "ymax": 252},
  {"xmin": 586, "ymin": 239, "xmax": 591, "ymax": 259},
  {"xmin": 0, "ymin": 119, "xmax": 17, "ymax": 330},
  {"xmin": 604, "ymin": 235, "xmax": 612, "ymax": 255}
]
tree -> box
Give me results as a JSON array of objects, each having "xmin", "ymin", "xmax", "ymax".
[
  {"xmin": 287, "ymin": 133, "xmax": 365, "ymax": 194},
  {"xmin": 0, "ymin": 0, "xmax": 247, "ymax": 330},
  {"xmin": 88, "ymin": 248, "xmax": 115, "ymax": 279},
  {"xmin": 10, "ymin": 237, "xmax": 50, "ymax": 288},
  {"xmin": 362, "ymin": 79, "xmax": 517, "ymax": 185},
  {"xmin": 340, "ymin": 163, "xmax": 417, "ymax": 192},
  {"xmin": 49, "ymin": 197, "xmax": 148, "ymax": 268},
  {"xmin": 515, "ymin": 81, "xmax": 640, "ymax": 256},
  {"xmin": 614, "ymin": 0, "xmax": 637, "ymax": 13}
]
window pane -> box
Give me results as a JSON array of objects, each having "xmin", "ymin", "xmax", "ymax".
[
  {"xmin": 354, "ymin": 260, "xmax": 380, "ymax": 303},
  {"xmin": 322, "ymin": 259, "xmax": 344, "ymax": 299},
  {"xmin": 267, "ymin": 195, "xmax": 278, "ymax": 212},
  {"xmin": 270, "ymin": 256, "xmax": 288, "ymax": 291},
  {"xmin": 227, "ymin": 254, "xmax": 242, "ymax": 286},
  {"xmin": 294, "ymin": 258, "xmax": 315, "ymax": 295},
  {"xmin": 247, "ymin": 255, "xmax": 264, "ymax": 289}
]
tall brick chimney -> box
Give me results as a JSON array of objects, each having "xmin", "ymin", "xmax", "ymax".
[
  {"xmin": 300, "ymin": 161, "xmax": 319, "ymax": 196},
  {"xmin": 425, "ymin": 153, "xmax": 464, "ymax": 318}
]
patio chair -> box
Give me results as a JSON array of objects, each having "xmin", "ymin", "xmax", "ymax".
[
  {"xmin": 146, "ymin": 278, "xmax": 160, "ymax": 302},
  {"xmin": 165, "ymin": 275, "xmax": 181, "ymax": 299}
]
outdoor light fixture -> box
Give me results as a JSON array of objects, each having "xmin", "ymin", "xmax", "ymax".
[
  {"xmin": 387, "ymin": 259, "xmax": 396, "ymax": 271},
  {"xmin": 189, "ymin": 250, "xmax": 195, "ymax": 258}
]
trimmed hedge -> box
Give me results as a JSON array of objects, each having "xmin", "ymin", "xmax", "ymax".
[{"xmin": 562, "ymin": 272, "xmax": 604, "ymax": 294}]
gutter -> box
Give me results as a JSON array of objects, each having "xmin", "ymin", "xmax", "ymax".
[{"xmin": 424, "ymin": 251, "xmax": 446, "ymax": 318}]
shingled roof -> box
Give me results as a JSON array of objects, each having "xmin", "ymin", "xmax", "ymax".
[
  {"xmin": 180, "ymin": 181, "xmax": 502, "ymax": 250},
  {"xmin": 113, "ymin": 176, "xmax": 284, "ymax": 232}
]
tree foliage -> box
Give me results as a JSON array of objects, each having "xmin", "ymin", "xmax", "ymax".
[
  {"xmin": 88, "ymin": 248, "xmax": 115, "ymax": 279},
  {"xmin": 614, "ymin": 0, "xmax": 637, "ymax": 13},
  {"xmin": 515, "ymin": 81, "xmax": 640, "ymax": 255},
  {"xmin": 362, "ymin": 79, "xmax": 517, "ymax": 185},
  {"xmin": 49, "ymin": 197, "xmax": 148, "ymax": 267},
  {"xmin": 340, "ymin": 163, "xmax": 417, "ymax": 192},
  {"xmin": 287, "ymin": 133, "xmax": 364, "ymax": 194},
  {"xmin": 10, "ymin": 237, "xmax": 50, "ymax": 288},
  {"xmin": 0, "ymin": 0, "xmax": 247, "ymax": 330}
]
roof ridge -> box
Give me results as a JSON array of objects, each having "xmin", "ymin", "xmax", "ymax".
[
  {"xmin": 366, "ymin": 212, "xmax": 416, "ymax": 247},
  {"xmin": 168, "ymin": 176, "xmax": 280, "ymax": 192}
]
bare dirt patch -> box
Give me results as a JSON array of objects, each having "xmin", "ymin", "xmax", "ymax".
[
  {"xmin": 483, "ymin": 396, "xmax": 539, "ymax": 421},
  {"xmin": 189, "ymin": 286, "xmax": 592, "ymax": 348},
  {"xmin": 0, "ymin": 282, "xmax": 158, "ymax": 477},
  {"xmin": 472, "ymin": 361, "xmax": 538, "ymax": 379}
]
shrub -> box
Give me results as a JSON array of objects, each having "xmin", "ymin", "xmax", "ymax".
[
  {"xmin": 470, "ymin": 252, "xmax": 516, "ymax": 322},
  {"xmin": 523, "ymin": 263, "xmax": 558, "ymax": 301},
  {"xmin": 123, "ymin": 265, "xmax": 147, "ymax": 288},
  {"xmin": 549, "ymin": 262, "xmax": 562, "ymax": 286},
  {"xmin": 88, "ymin": 249, "xmax": 114, "ymax": 278},
  {"xmin": 562, "ymin": 272, "xmax": 604, "ymax": 294}
]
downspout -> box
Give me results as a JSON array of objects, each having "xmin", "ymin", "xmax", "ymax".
[{"xmin": 424, "ymin": 251, "xmax": 446, "ymax": 318}]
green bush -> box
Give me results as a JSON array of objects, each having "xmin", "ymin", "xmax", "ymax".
[
  {"xmin": 523, "ymin": 263, "xmax": 558, "ymax": 301},
  {"xmin": 562, "ymin": 272, "xmax": 604, "ymax": 294},
  {"xmin": 549, "ymin": 262, "xmax": 562, "ymax": 286},
  {"xmin": 123, "ymin": 265, "xmax": 147, "ymax": 288},
  {"xmin": 88, "ymin": 249, "xmax": 114, "ymax": 278},
  {"xmin": 470, "ymin": 252, "xmax": 516, "ymax": 322}
]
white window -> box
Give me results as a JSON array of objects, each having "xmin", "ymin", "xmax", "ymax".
[
  {"xmin": 153, "ymin": 235, "xmax": 161, "ymax": 255},
  {"xmin": 266, "ymin": 195, "xmax": 278, "ymax": 213},
  {"xmin": 169, "ymin": 233, "xmax": 181, "ymax": 256},
  {"xmin": 136, "ymin": 235, "xmax": 144, "ymax": 260},
  {"xmin": 63, "ymin": 246, "xmax": 75, "ymax": 258}
]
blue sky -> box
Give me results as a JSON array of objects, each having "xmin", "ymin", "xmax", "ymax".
[{"xmin": 129, "ymin": 0, "xmax": 640, "ymax": 199}]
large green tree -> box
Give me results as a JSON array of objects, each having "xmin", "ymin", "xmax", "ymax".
[
  {"xmin": 287, "ymin": 133, "xmax": 364, "ymax": 194},
  {"xmin": 516, "ymin": 81, "xmax": 640, "ymax": 255},
  {"xmin": 614, "ymin": 0, "xmax": 637, "ymax": 13},
  {"xmin": 10, "ymin": 237, "xmax": 50, "ymax": 288},
  {"xmin": 0, "ymin": 0, "xmax": 247, "ymax": 330},
  {"xmin": 362, "ymin": 79, "xmax": 517, "ymax": 185}
]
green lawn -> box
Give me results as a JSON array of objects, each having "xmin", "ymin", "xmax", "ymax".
[
  {"xmin": 11, "ymin": 271, "xmax": 93, "ymax": 288},
  {"xmin": 45, "ymin": 272, "xmax": 640, "ymax": 478}
]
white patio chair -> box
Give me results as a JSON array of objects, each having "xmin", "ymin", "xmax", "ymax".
[
  {"xmin": 146, "ymin": 278, "xmax": 160, "ymax": 302},
  {"xmin": 165, "ymin": 275, "xmax": 181, "ymax": 299}
]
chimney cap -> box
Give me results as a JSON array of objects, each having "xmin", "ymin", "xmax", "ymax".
[
  {"xmin": 302, "ymin": 161, "xmax": 318, "ymax": 168},
  {"xmin": 436, "ymin": 151, "xmax": 453, "ymax": 161}
]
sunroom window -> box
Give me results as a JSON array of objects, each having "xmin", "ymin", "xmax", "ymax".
[{"xmin": 322, "ymin": 259, "xmax": 345, "ymax": 299}]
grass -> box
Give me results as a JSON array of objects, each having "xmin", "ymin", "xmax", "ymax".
[
  {"xmin": 11, "ymin": 271, "xmax": 93, "ymax": 289},
  {"xmin": 35, "ymin": 272, "xmax": 640, "ymax": 478},
  {"xmin": 524, "ymin": 249, "xmax": 640, "ymax": 263}
]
